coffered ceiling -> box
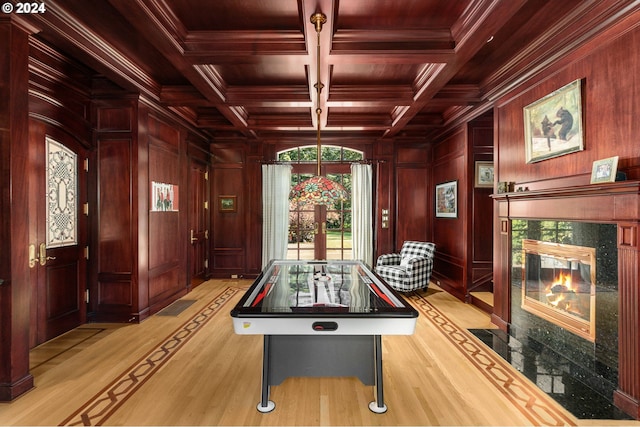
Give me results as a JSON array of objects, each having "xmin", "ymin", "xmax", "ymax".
[{"xmin": 15, "ymin": 0, "xmax": 634, "ymax": 142}]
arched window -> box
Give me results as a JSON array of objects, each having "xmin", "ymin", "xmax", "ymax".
[
  {"xmin": 277, "ymin": 145, "xmax": 363, "ymax": 260},
  {"xmin": 277, "ymin": 145, "xmax": 363, "ymax": 163}
]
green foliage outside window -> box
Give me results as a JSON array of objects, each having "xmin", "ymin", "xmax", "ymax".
[{"xmin": 511, "ymin": 219, "xmax": 574, "ymax": 267}]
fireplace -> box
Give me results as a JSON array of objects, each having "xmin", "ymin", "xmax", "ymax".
[
  {"xmin": 494, "ymin": 182, "xmax": 640, "ymax": 419},
  {"xmin": 507, "ymin": 218, "xmax": 621, "ymax": 415},
  {"xmin": 521, "ymin": 239, "xmax": 596, "ymax": 342}
]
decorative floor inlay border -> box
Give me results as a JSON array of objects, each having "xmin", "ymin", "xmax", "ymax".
[
  {"xmin": 59, "ymin": 287, "xmax": 239, "ymax": 426},
  {"xmin": 408, "ymin": 292, "xmax": 577, "ymax": 427}
]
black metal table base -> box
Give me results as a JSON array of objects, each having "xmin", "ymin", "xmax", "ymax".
[{"xmin": 257, "ymin": 334, "xmax": 386, "ymax": 413}]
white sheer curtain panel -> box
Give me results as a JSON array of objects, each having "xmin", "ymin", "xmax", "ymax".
[
  {"xmin": 262, "ymin": 164, "xmax": 292, "ymax": 269},
  {"xmin": 351, "ymin": 163, "xmax": 373, "ymax": 266}
]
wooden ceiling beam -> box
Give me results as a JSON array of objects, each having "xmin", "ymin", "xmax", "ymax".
[
  {"xmin": 161, "ymin": 85, "xmax": 210, "ymax": 106},
  {"xmin": 248, "ymin": 113, "xmax": 313, "ymax": 129},
  {"xmin": 107, "ymin": 0, "xmax": 258, "ymax": 138},
  {"xmin": 183, "ymin": 30, "xmax": 306, "ymax": 55},
  {"xmin": 331, "ymin": 28, "xmax": 455, "ymax": 53},
  {"xmin": 384, "ymin": 0, "xmax": 528, "ymax": 138},
  {"xmin": 327, "ymin": 113, "xmax": 391, "ymax": 129},
  {"xmin": 226, "ymin": 85, "xmax": 311, "ymax": 106}
]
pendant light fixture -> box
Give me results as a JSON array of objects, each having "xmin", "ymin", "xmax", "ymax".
[{"xmin": 289, "ymin": 12, "xmax": 348, "ymax": 206}]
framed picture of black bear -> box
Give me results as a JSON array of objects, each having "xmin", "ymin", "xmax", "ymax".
[{"xmin": 523, "ymin": 79, "xmax": 584, "ymax": 163}]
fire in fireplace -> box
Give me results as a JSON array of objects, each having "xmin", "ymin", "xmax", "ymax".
[{"xmin": 521, "ymin": 239, "xmax": 596, "ymax": 342}]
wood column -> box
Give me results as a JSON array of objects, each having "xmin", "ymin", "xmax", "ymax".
[
  {"xmin": 614, "ymin": 222, "xmax": 640, "ymax": 419},
  {"xmin": 491, "ymin": 209, "xmax": 510, "ymax": 332},
  {"xmin": 0, "ymin": 19, "xmax": 34, "ymax": 400}
]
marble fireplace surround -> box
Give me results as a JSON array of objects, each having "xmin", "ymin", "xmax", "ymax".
[{"xmin": 493, "ymin": 181, "xmax": 640, "ymax": 420}]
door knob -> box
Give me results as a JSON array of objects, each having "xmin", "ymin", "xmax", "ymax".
[
  {"xmin": 29, "ymin": 244, "xmax": 37, "ymax": 268},
  {"xmin": 38, "ymin": 243, "xmax": 56, "ymax": 266},
  {"xmin": 190, "ymin": 230, "xmax": 198, "ymax": 243}
]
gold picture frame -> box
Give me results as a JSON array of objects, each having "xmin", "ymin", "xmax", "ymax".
[
  {"xmin": 475, "ymin": 161, "xmax": 494, "ymax": 188},
  {"xmin": 590, "ymin": 156, "xmax": 619, "ymax": 184},
  {"xmin": 218, "ymin": 195, "xmax": 237, "ymax": 212},
  {"xmin": 523, "ymin": 79, "xmax": 584, "ymax": 163}
]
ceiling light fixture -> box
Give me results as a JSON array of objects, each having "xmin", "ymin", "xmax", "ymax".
[{"xmin": 289, "ymin": 12, "xmax": 348, "ymax": 206}]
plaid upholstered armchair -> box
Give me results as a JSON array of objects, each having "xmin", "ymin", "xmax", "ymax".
[{"xmin": 375, "ymin": 241, "xmax": 436, "ymax": 292}]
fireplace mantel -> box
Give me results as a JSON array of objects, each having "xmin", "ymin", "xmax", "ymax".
[
  {"xmin": 492, "ymin": 180, "xmax": 640, "ymax": 419},
  {"xmin": 492, "ymin": 181, "xmax": 640, "ymax": 222}
]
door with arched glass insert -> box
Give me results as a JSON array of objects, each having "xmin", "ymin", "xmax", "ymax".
[{"xmin": 280, "ymin": 146, "xmax": 362, "ymax": 260}]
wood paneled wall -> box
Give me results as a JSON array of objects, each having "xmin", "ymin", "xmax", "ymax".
[
  {"xmin": 147, "ymin": 115, "xmax": 187, "ymax": 310},
  {"xmin": 0, "ymin": 20, "xmax": 34, "ymax": 401},
  {"xmin": 429, "ymin": 113, "xmax": 494, "ymax": 304},
  {"xmin": 492, "ymin": 13, "xmax": 640, "ymax": 419},
  {"xmin": 208, "ymin": 141, "xmax": 263, "ymax": 278},
  {"xmin": 94, "ymin": 97, "xmax": 143, "ymax": 322},
  {"xmin": 495, "ymin": 17, "xmax": 640, "ymax": 187},
  {"xmin": 93, "ymin": 94, "xmax": 207, "ymax": 322},
  {"xmin": 395, "ymin": 143, "xmax": 431, "ymax": 248},
  {"xmin": 373, "ymin": 141, "xmax": 394, "ymax": 257},
  {"xmin": 431, "ymin": 127, "xmax": 467, "ymax": 299},
  {"xmin": 468, "ymin": 117, "xmax": 494, "ymax": 301}
]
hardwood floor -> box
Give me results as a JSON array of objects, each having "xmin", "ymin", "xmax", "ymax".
[{"xmin": 0, "ymin": 279, "xmax": 637, "ymax": 426}]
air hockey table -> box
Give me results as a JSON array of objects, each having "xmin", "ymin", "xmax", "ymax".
[{"xmin": 230, "ymin": 259, "xmax": 418, "ymax": 414}]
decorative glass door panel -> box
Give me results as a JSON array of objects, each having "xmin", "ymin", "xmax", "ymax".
[{"xmin": 46, "ymin": 137, "xmax": 77, "ymax": 248}]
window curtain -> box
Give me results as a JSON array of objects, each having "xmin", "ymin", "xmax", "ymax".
[
  {"xmin": 351, "ymin": 163, "xmax": 373, "ymax": 266},
  {"xmin": 262, "ymin": 164, "xmax": 292, "ymax": 269}
]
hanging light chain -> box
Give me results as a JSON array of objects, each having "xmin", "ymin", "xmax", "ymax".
[{"xmin": 310, "ymin": 12, "xmax": 326, "ymax": 176}]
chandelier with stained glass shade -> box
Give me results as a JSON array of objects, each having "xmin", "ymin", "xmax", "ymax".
[{"xmin": 289, "ymin": 12, "xmax": 348, "ymax": 207}]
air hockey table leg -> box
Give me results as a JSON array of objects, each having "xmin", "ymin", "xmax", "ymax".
[
  {"xmin": 257, "ymin": 335, "xmax": 276, "ymax": 413},
  {"xmin": 368, "ymin": 335, "xmax": 387, "ymax": 414}
]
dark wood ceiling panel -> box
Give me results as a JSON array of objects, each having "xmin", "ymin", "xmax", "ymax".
[
  {"xmin": 330, "ymin": 63, "xmax": 424, "ymax": 85},
  {"xmin": 215, "ymin": 63, "xmax": 307, "ymax": 86},
  {"xmin": 335, "ymin": 0, "xmax": 470, "ymax": 29},
  {"xmin": 15, "ymin": 0, "xmax": 638, "ymax": 141},
  {"xmin": 170, "ymin": 0, "xmax": 302, "ymax": 31}
]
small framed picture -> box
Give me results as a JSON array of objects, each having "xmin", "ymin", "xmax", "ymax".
[
  {"xmin": 475, "ymin": 161, "xmax": 494, "ymax": 188},
  {"xmin": 151, "ymin": 181, "xmax": 179, "ymax": 212},
  {"xmin": 218, "ymin": 195, "xmax": 237, "ymax": 212},
  {"xmin": 590, "ymin": 156, "xmax": 619, "ymax": 184},
  {"xmin": 435, "ymin": 180, "xmax": 457, "ymax": 218}
]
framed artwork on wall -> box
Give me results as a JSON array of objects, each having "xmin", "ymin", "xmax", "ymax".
[
  {"xmin": 590, "ymin": 156, "xmax": 619, "ymax": 184},
  {"xmin": 475, "ymin": 161, "xmax": 494, "ymax": 188},
  {"xmin": 218, "ymin": 195, "xmax": 237, "ymax": 212},
  {"xmin": 435, "ymin": 180, "xmax": 457, "ymax": 218},
  {"xmin": 523, "ymin": 79, "xmax": 584, "ymax": 163},
  {"xmin": 151, "ymin": 181, "xmax": 179, "ymax": 212}
]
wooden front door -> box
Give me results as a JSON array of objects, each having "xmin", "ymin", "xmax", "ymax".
[
  {"xmin": 30, "ymin": 132, "xmax": 88, "ymax": 346},
  {"xmin": 189, "ymin": 159, "xmax": 209, "ymax": 286}
]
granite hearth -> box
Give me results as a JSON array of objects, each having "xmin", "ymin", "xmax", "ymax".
[{"xmin": 471, "ymin": 328, "xmax": 631, "ymax": 420}]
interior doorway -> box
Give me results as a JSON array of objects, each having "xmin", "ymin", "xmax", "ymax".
[
  {"xmin": 30, "ymin": 130, "xmax": 89, "ymax": 347},
  {"xmin": 188, "ymin": 159, "xmax": 209, "ymax": 287}
]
